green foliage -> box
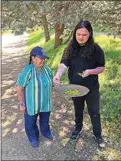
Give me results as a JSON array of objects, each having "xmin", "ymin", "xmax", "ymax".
[
  {"xmin": 27, "ymin": 29, "xmax": 121, "ymax": 146},
  {"xmin": 95, "ymin": 36, "xmax": 121, "ymax": 145},
  {"xmin": 27, "ymin": 29, "xmax": 45, "ymax": 46},
  {"xmin": 2, "ymin": 30, "xmax": 12, "ymax": 35},
  {"xmin": 11, "ymin": 22, "xmax": 26, "ymax": 35},
  {"xmin": 2, "ymin": 1, "xmax": 121, "ymax": 37}
]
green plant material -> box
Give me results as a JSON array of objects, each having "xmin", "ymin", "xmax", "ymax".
[
  {"xmin": 92, "ymin": 147, "xmax": 121, "ymax": 160},
  {"xmin": 64, "ymin": 89, "xmax": 80, "ymax": 96}
]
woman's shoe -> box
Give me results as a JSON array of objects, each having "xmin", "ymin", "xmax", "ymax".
[
  {"xmin": 44, "ymin": 134, "xmax": 53, "ymax": 140},
  {"xmin": 30, "ymin": 141, "xmax": 39, "ymax": 148}
]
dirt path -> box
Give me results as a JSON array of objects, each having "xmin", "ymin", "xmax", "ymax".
[{"xmin": 1, "ymin": 33, "xmax": 121, "ymax": 160}]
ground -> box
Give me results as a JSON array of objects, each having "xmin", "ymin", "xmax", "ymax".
[{"xmin": 1, "ymin": 33, "xmax": 121, "ymax": 160}]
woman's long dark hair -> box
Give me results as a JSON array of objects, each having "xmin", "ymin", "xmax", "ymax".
[{"xmin": 63, "ymin": 20, "xmax": 95, "ymax": 60}]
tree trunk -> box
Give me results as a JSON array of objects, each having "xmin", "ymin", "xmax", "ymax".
[
  {"xmin": 64, "ymin": 30, "xmax": 73, "ymax": 44},
  {"xmin": 54, "ymin": 23, "xmax": 64, "ymax": 48},
  {"xmin": 41, "ymin": 14, "xmax": 50, "ymax": 42}
]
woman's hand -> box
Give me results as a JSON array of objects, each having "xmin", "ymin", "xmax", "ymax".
[
  {"xmin": 16, "ymin": 86, "xmax": 26, "ymax": 112},
  {"xmin": 20, "ymin": 105, "xmax": 26, "ymax": 113},
  {"xmin": 19, "ymin": 102, "xmax": 26, "ymax": 113}
]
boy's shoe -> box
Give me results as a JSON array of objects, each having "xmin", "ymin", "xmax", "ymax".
[
  {"xmin": 30, "ymin": 141, "xmax": 39, "ymax": 148},
  {"xmin": 96, "ymin": 136, "xmax": 105, "ymax": 148},
  {"xmin": 70, "ymin": 128, "xmax": 82, "ymax": 140}
]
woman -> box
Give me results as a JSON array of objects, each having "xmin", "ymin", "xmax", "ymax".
[
  {"xmin": 16, "ymin": 46, "xmax": 53, "ymax": 148},
  {"xmin": 53, "ymin": 20, "xmax": 105, "ymax": 148}
]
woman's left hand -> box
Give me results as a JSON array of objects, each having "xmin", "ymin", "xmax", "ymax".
[
  {"xmin": 82, "ymin": 69, "xmax": 91, "ymax": 78},
  {"xmin": 20, "ymin": 105, "xmax": 26, "ymax": 113}
]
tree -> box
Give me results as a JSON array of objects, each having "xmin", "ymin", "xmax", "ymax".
[
  {"xmin": 21, "ymin": 1, "xmax": 51, "ymax": 42},
  {"xmin": 2, "ymin": 1, "xmax": 27, "ymax": 34},
  {"xmin": 41, "ymin": 13, "xmax": 50, "ymax": 42},
  {"xmin": 26, "ymin": 2, "xmax": 50, "ymax": 42},
  {"xmin": 2, "ymin": 1, "xmax": 121, "ymax": 48},
  {"xmin": 2, "ymin": 1, "xmax": 51, "ymax": 42},
  {"xmin": 50, "ymin": 2, "xmax": 69, "ymax": 48}
]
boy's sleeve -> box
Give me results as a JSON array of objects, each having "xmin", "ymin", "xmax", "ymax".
[
  {"xmin": 16, "ymin": 66, "xmax": 31, "ymax": 88},
  {"xmin": 95, "ymin": 44, "xmax": 105, "ymax": 67}
]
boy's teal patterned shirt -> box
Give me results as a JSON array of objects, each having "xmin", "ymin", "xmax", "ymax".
[{"xmin": 16, "ymin": 64, "xmax": 53, "ymax": 116}]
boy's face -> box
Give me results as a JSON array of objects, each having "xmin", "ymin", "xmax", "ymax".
[{"xmin": 76, "ymin": 28, "xmax": 90, "ymax": 45}]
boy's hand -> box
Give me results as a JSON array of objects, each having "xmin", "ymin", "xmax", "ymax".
[
  {"xmin": 82, "ymin": 69, "xmax": 91, "ymax": 78},
  {"xmin": 53, "ymin": 75, "xmax": 60, "ymax": 85}
]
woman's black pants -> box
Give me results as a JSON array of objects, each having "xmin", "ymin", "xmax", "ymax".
[{"xmin": 72, "ymin": 88, "xmax": 102, "ymax": 137}]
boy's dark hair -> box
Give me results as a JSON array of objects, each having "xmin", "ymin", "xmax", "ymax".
[{"xmin": 63, "ymin": 20, "xmax": 95, "ymax": 60}]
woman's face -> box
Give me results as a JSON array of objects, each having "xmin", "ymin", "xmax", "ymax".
[
  {"xmin": 32, "ymin": 56, "xmax": 45, "ymax": 68},
  {"xmin": 76, "ymin": 28, "xmax": 90, "ymax": 45}
]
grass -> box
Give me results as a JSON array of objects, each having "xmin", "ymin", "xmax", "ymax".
[
  {"xmin": 97, "ymin": 36, "xmax": 121, "ymax": 146},
  {"xmin": 2, "ymin": 30, "xmax": 12, "ymax": 35},
  {"xmin": 27, "ymin": 28, "xmax": 121, "ymax": 148}
]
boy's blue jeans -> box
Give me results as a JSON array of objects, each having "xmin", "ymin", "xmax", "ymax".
[{"xmin": 24, "ymin": 112, "xmax": 51, "ymax": 143}]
